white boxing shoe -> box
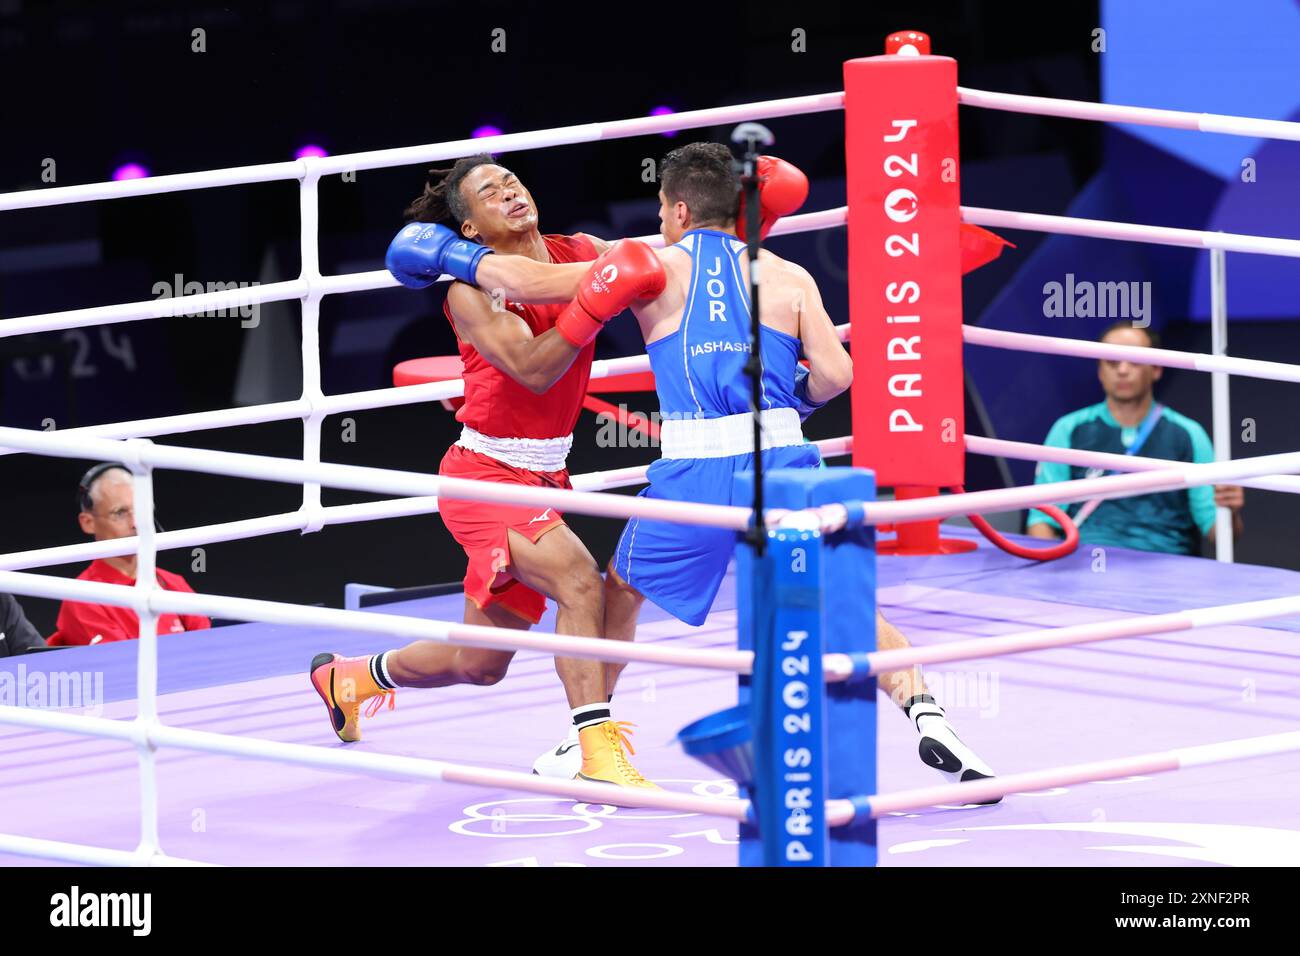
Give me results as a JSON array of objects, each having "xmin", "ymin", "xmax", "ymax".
[
  {"xmin": 908, "ymin": 700, "xmax": 1001, "ymax": 805},
  {"xmin": 531, "ymin": 728, "xmax": 582, "ymax": 778}
]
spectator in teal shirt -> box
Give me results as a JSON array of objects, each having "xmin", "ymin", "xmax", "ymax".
[{"xmin": 1027, "ymin": 323, "xmax": 1244, "ymax": 555}]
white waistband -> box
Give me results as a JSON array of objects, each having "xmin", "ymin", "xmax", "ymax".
[
  {"xmin": 455, "ymin": 425, "xmax": 573, "ymax": 472},
  {"xmin": 658, "ymin": 407, "xmax": 805, "ymax": 459}
]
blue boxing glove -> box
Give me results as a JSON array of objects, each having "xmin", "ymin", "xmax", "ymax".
[
  {"xmin": 793, "ymin": 362, "xmax": 828, "ymax": 422},
  {"xmin": 385, "ymin": 221, "xmax": 495, "ymax": 289}
]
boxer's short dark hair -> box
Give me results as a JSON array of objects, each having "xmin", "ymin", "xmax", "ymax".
[
  {"xmin": 1099, "ymin": 321, "xmax": 1161, "ymax": 349},
  {"xmin": 404, "ymin": 154, "xmax": 497, "ymax": 226},
  {"xmin": 660, "ymin": 142, "xmax": 740, "ymax": 227}
]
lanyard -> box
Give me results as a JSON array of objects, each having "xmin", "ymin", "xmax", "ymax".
[
  {"xmin": 1124, "ymin": 403, "xmax": 1164, "ymax": 457},
  {"xmin": 1074, "ymin": 403, "xmax": 1164, "ymax": 526}
]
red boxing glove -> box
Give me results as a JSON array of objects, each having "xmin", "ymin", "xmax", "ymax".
[
  {"xmin": 737, "ymin": 155, "xmax": 809, "ymax": 243},
  {"xmin": 554, "ymin": 240, "xmax": 666, "ymax": 348}
]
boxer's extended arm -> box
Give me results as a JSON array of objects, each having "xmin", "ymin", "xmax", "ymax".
[
  {"xmin": 448, "ymin": 241, "xmax": 665, "ymax": 393},
  {"xmin": 473, "ymin": 256, "xmax": 589, "ymax": 304},
  {"xmin": 474, "ymin": 232, "xmax": 614, "ymax": 301},
  {"xmin": 446, "ymin": 283, "xmax": 582, "ymax": 394},
  {"xmin": 554, "ymin": 240, "xmax": 665, "ymax": 347},
  {"xmin": 386, "ymin": 220, "xmax": 589, "ymax": 304},
  {"xmin": 472, "ymin": 232, "xmax": 616, "ymax": 302},
  {"xmin": 796, "ymin": 267, "xmax": 854, "ymax": 403}
]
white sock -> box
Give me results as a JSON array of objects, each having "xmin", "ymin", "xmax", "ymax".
[
  {"xmin": 571, "ymin": 704, "xmax": 610, "ymax": 732},
  {"xmin": 904, "ymin": 694, "xmax": 947, "ymax": 734}
]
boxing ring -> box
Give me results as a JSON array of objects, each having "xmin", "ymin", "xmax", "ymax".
[{"xmin": 4, "ymin": 39, "xmax": 1300, "ymax": 867}]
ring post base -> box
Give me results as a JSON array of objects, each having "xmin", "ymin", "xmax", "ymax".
[{"xmin": 876, "ymin": 486, "xmax": 978, "ymax": 556}]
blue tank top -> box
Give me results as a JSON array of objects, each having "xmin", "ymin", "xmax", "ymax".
[{"xmin": 646, "ymin": 229, "xmax": 802, "ymax": 419}]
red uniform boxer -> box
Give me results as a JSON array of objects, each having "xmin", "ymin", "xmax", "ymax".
[
  {"xmin": 437, "ymin": 230, "xmax": 598, "ymax": 625},
  {"xmin": 311, "ymin": 156, "xmax": 665, "ymax": 789}
]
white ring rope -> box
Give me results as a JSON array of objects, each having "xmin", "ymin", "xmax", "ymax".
[
  {"xmin": 0, "ymin": 702, "xmax": 752, "ymax": 870},
  {"xmin": 957, "ymin": 86, "xmax": 1300, "ymax": 142},
  {"xmin": 6, "ymin": 710, "xmax": 1297, "ymax": 864},
  {"xmin": 964, "ymin": 325, "xmax": 1300, "ymax": 384},
  {"xmin": 0, "ymin": 92, "xmax": 846, "ymax": 213},
  {"xmin": 854, "ymin": 729, "xmax": 1300, "ymax": 820},
  {"xmin": 11, "ymin": 197, "xmax": 1300, "ymax": 341},
  {"xmin": 826, "ymin": 432, "xmax": 1300, "ymax": 497},
  {"xmin": 4, "ymin": 422, "xmax": 1300, "ymax": 539},
  {"xmin": 0, "ymin": 439, "xmax": 853, "ymax": 573},
  {"xmin": 963, "ymin": 205, "xmax": 1300, "ymax": 258},
  {"xmin": 8, "ymin": 302, "xmax": 1296, "ymax": 488},
  {"xmin": 0, "ymin": 208, "xmax": 840, "ymax": 339},
  {"xmin": 5, "ymin": 446, "xmax": 1297, "ymax": 690},
  {"xmin": 857, "ymin": 448, "xmax": 1300, "ymax": 527},
  {"xmin": 0, "ymin": 569, "xmax": 753, "ymax": 675},
  {"xmin": 966, "ymin": 434, "xmax": 1300, "ymax": 495},
  {"xmin": 857, "ymin": 593, "xmax": 1300, "ymax": 676},
  {"xmin": 0, "ymin": 426, "xmax": 755, "ymax": 530},
  {"xmin": 4, "ymin": 81, "xmax": 1300, "ymax": 868},
  {"xmin": 0, "ymin": 86, "xmax": 1293, "ymax": 216},
  {"xmin": 0, "ymin": 834, "xmax": 211, "ymax": 868},
  {"xmin": 0, "ymin": 466, "xmax": 640, "ymax": 572}
]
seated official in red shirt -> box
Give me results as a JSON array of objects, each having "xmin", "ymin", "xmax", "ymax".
[{"xmin": 50, "ymin": 462, "xmax": 210, "ymax": 646}]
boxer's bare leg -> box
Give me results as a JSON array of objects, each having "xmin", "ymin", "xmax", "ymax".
[
  {"xmin": 875, "ymin": 609, "xmax": 927, "ymax": 709},
  {"xmin": 602, "ymin": 563, "xmax": 644, "ymax": 698},
  {"xmin": 508, "ymin": 523, "xmax": 653, "ymax": 785},
  {"xmin": 385, "ymin": 525, "xmax": 605, "ymax": 703},
  {"xmin": 384, "ymin": 599, "xmax": 524, "ymax": 688},
  {"xmin": 311, "ymin": 596, "xmax": 530, "ymax": 742},
  {"xmin": 504, "ymin": 524, "xmax": 607, "ymax": 708},
  {"xmin": 874, "ymin": 607, "xmax": 999, "ymax": 797}
]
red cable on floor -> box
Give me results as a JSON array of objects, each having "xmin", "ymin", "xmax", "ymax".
[{"xmin": 950, "ymin": 488, "xmax": 1080, "ymax": 561}]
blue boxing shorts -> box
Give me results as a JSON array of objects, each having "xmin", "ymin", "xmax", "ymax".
[{"xmin": 611, "ymin": 442, "xmax": 822, "ymax": 626}]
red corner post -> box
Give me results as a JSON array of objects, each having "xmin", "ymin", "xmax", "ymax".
[{"xmin": 844, "ymin": 30, "xmax": 975, "ymax": 556}]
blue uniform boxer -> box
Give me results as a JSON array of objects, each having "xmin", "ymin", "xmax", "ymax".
[{"xmin": 610, "ymin": 229, "xmax": 820, "ymax": 626}]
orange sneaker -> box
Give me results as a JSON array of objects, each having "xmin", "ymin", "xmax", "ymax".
[
  {"xmin": 575, "ymin": 721, "xmax": 660, "ymax": 789},
  {"xmin": 309, "ymin": 653, "xmax": 394, "ymax": 743}
]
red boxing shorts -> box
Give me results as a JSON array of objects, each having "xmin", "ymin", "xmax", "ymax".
[{"xmin": 437, "ymin": 444, "xmax": 568, "ymax": 624}]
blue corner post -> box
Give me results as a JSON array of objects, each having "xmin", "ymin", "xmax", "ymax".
[{"xmin": 735, "ymin": 466, "xmax": 877, "ymax": 867}]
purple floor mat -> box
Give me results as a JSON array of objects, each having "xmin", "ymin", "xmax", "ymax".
[{"xmin": 3, "ymin": 533, "xmax": 1298, "ymax": 866}]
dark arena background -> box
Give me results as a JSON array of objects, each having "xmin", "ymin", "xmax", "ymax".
[{"xmin": 2, "ymin": 0, "xmax": 1296, "ymax": 631}]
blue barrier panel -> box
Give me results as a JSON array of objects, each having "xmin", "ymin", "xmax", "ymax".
[{"xmin": 735, "ymin": 466, "xmax": 877, "ymax": 867}]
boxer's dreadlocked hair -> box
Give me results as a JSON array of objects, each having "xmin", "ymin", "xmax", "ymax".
[
  {"xmin": 403, "ymin": 154, "xmax": 497, "ymax": 228},
  {"xmin": 659, "ymin": 142, "xmax": 741, "ymax": 228}
]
